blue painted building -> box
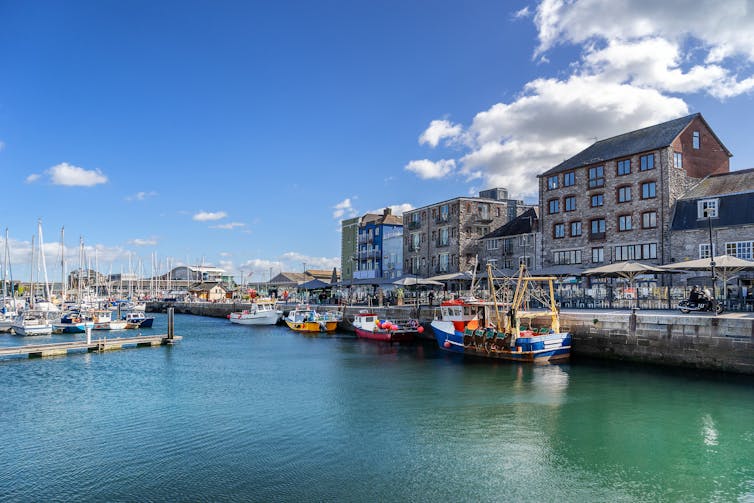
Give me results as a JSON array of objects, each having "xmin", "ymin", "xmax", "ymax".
[{"xmin": 354, "ymin": 208, "xmax": 404, "ymax": 281}]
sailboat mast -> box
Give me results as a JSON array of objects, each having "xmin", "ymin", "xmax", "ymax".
[
  {"xmin": 60, "ymin": 226, "xmax": 66, "ymax": 303},
  {"xmin": 29, "ymin": 234, "xmax": 35, "ymax": 309},
  {"xmin": 6, "ymin": 229, "xmax": 16, "ymax": 312},
  {"xmin": 38, "ymin": 219, "xmax": 52, "ymax": 303}
]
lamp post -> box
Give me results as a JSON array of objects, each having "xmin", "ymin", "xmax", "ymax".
[{"xmin": 706, "ymin": 209, "xmax": 717, "ymax": 314}]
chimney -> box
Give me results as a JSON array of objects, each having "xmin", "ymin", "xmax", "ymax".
[{"xmin": 383, "ymin": 207, "xmax": 392, "ymax": 217}]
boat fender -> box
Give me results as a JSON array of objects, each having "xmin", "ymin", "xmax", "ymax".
[{"xmin": 408, "ymin": 319, "xmax": 419, "ymax": 330}]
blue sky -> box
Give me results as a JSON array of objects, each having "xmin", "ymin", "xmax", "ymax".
[{"xmin": 1, "ymin": 0, "xmax": 753, "ymax": 282}]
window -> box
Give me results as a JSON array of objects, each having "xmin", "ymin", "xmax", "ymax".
[
  {"xmin": 592, "ymin": 247, "xmax": 604, "ymax": 263},
  {"xmin": 726, "ymin": 241, "xmax": 753, "ymax": 260},
  {"xmin": 553, "ymin": 250, "xmax": 582, "ymax": 265},
  {"xmin": 699, "ymin": 243, "xmax": 715, "ymax": 259},
  {"xmin": 641, "ymin": 181, "xmax": 656, "ymax": 199},
  {"xmin": 439, "ymin": 204, "xmax": 449, "ymax": 222},
  {"xmin": 411, "ymin": 232, "xmax": 421, "ymax": 251},
  {"xmin": 591, "ymin": 194, "xmax": 604, "ymax": 207},
  {"xmin": 547, "ymin": 175, "xmax": 559, "ymax": 190},
  {"xmin": 438, "ymin": 227, "xmax": 449, "ymax": 246},
  {"xmin": 618, "ymin": 214, "xmax": 632, "ymax": 231},
  {"xmin": 564, "ymin": 172, "xmax": 575, "ymax": 187},
  {"xmin": 518, "ymin": 235, "xmax": 528, "ymax": 246},
  {"xmin": 640, "ymin": 154, "xmax": 654, "ymax": 171},
  {"xmin": 617, "ymin": 159, "xmax": 631, "ymax": 176},
  {"xmin": 564, "ymin": 196, "xmax": 576, "ymax": 212},
  {"xmin": 697, "ymin": 199, "xmax": 718, "ymax": 219},
  {"xmin": 486, "ymin": 239, "xmax": 499, "ymax": 250},
  {"xmin": 615, "ymin": 243, "xmax": 657, "ymax": 261},
  {"xmin": 642, "ymin": 211, "xmax": 657, "ymax": 229},
  {"xmin": 693, "ymin": 131, "xmax": 700, "ymax": 149},
  {"xmin": 439, "ymin": 253, "xmax": 449, "ymax": 273},
  {"xmin": 588, "ymin": 166, "xmax": 604, "ymax": 188},
  {"xmin": 674, "ymin": 152, "xmax": 683, "ymax": 169},
  {"xmin": 548, "ymin": 199, "xmax": 560, "ymax": 214},
  {"xmin": 590, "ymin": 218, "xmax": 605, "ymax": 235},
  {"xmin": 554, "ymin": 223, "xmax": 565, "ymax": 238},
  {"xmin": 571, "ymin": 221, "xmax": 582, "ymax": 237},
  {"xmin": 617, "ymin": 185, "xmax": 632, "ymax": 203}
]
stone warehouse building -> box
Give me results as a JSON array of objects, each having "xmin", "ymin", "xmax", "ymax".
[
  {"xmin": 479, "ymin": 208, "xmax": 541, "ymax": 273},
  {"xmin": 537, "ymin": 114, "xmax": 731, "ymax": 269},
  {"xmin": 402, "ymin": 188, "xmax": 533, "ymax": 277},
  {"xmin": 670, "ymin": 168, "xmax": 754, "ymax": 264}
]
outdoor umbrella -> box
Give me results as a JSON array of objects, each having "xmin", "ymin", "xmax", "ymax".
[
  {"xmin": 425, "ymin": 271, "xmax": 474, "ymax": 282},
  {"xmin": 392, "ymin": 276, "xmax": 444, "ymax": 287},
  {"xmin": 660, "ymin": 255, "xmax": 754, "ymax": 298},
  {"xmin": 298, "ymin": 278, "xmax": 332, "ymax": 290},
  {"xmin": 583, "ymin": 261, "xmax": 669, "ymax": 308}
]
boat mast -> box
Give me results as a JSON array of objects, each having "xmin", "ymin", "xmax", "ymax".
[
  {"xmin": 29, "ymin": 234, "xmax": 35, "ymax": 309},
  {"xmin": 486, "ymin": 263, "xmax": 503, "ymax": 332},
  {"xmin": 38, "ymin": 219, "xmax": 52, "ymax": 304},
  {"xmin": 1, "ymin": 229, "xmax": 7, "ymax": 311},
  {"xmin": 5, "ymin": 229, "xmax": 16, "ymax": 313},
  {"xmin": 60, "ymin": 226, "xmax": 66, "ymax": 303}
]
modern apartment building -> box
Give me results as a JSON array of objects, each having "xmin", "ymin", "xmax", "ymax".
[
  {"xmin": 538, "ymin": 113, "xmax": 731, "ymax": 270},
  {"xmin": 402, "ymin": 188, "xmax": 533, "ymax": 277},
  {"xmin": 354, "ymin": 208, "xmax": 404, "ymax": 281}
]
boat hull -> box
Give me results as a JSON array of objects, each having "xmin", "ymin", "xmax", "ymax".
[
  {"xmin": 284, "ymin": 319, "xmax": 338, "ymax": 333},
  {"xmin": 13, "ymin": 325, "xmax": 53, "ymax": 336},
  {"xmin": 431, "ymin": 321, "xmax": 571, "ymax": 363},
  {"xmin": 355, "ymin": 327, "xmax": 415, "ymax": 342},
  {"xmin": 52, "ymin": 322, "xmax": 93, "ymax": 334},
  {"xmin": 229, "ymin": 311, "xmax": 279, "ymax": 326}
]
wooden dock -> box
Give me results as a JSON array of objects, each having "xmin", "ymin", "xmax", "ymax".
[{"xmin": 0, "ymin": 334, "xmax": 182, "ymax": 359}]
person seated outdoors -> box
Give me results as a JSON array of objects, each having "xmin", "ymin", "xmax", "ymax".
[{"xmin": 688, "ymin": 286, "xmax": 701, "ymax": 303}]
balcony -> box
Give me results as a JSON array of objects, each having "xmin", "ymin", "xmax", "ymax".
[
  {"xmin": 588, "ymin": 232, "xmax": 606, "ymax": 242},
  {"xmin": 407, "ymin": 220, "xmax": 422, "ymax": 230},
  {"xmin": 435, "ymin": 239, "xmax": 450, "ymax": 248},
  {"xmin": 435, "ymin": 214, "xmax": 450, "ymax": 224},
  {"xmin": 409, "ymin": 244, "xmax": 422, "ymax": 252},
  {"xmin": 472, "ymin": 214, "xmax": 493, "ymax": 224}
]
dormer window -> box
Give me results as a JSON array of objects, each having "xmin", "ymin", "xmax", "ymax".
[{"xmin": 698, "ymin": 199, "xmax": 718, "ymax": 219}]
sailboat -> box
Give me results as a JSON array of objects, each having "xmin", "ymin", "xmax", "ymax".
[
  {"xmin": 0, "ymin": 228, "xmax": 19, "ymax": 332},
  {"xmin": 12, "ymin": 226, "xmax": 54, "ymax": 336}
]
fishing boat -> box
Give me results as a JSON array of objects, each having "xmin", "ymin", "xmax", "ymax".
[
  {"xmin": 352, "ymin": 311, "xmax": 421, "ymax": 342},
  {"xmin": 92, "ymin": 310, "xmax": 127, "ymax": 330},
  {"xmin": 124, "ymin": 311, "xmax": 154, "ymax": 329},
  {"xmin": 52, "ymin": 311, "xmax": 94, "ymax": 334},
  {"xmin": 228, "ymin": 300, "xmax": 280, "ymax": 326},
  {"xmin": 431, "ymin": 264, "xmax": 571, "ymax": 363},
  {"xmin": 11, "ymin": 310, "xmax": 53, "ymax": 336},
  {"xmin": 284, "ymin": 305, "xmax": 339, "ymax": 333}
]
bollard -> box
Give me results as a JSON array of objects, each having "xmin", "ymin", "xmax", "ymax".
[
  {"xmin": 167, "ymin": 307, "xmax": 175, "ymax": 339},
  {"xmin": 86, "ymin": 325, "xmax": 92, "ymax": 345}
]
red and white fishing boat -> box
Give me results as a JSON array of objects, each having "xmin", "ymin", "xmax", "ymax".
[{"xmin": 352, "ymin": 311, "xmax": 422, "ymax": 342}]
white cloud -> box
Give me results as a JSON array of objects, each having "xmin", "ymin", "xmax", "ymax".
[
  {"xmin": 128, "ymin": 238, "xmax": 158, "ymax": 246},
  {"xmin": 409, "ymin": 0, "xmax": 754, "ymax": 198},
  {"xmin": 25, "ymin": 173, "xmax": 41, "ymax": 183},
  {"xmin": 210, "ymin": 222, "xmax": 246, "ymax": 230},
  {"xmin": 126, "ymin": 191, "xmax": 158, "ymax": 201},
  {"xmin": 193, "ymin": 211, "xmax": 227, "ymax": 222},
  {"xmin": 513, "ymin": 6, "xmax": 531, "ymax": 19},
  {"xmin": 404, "ymin": 159, "xmax": 456, "ymax": 180},
  {"xmin": 280, "ymin": 251, "xmax": 340, "ymax": 272},
  {"xmin": 368, "ymin": 203, "xmax": 413, "ymax": 216},
  {"xmin": 0, "ymin": 140, "xmax": 5, "ymax": 151},
  {"xmin": 47, "ymin": 162, "xmax": 108, "ymax": 186},
  {"xmin": 333, "ymin": 198, "xmax": 358, "ymax": 219},
  {"xmin": 419, "ymin": 119, "xmax": 463, "ymax": 147}
]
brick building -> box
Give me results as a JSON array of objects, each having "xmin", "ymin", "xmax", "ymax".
[
  {"xmin": 538, "ymin": 113, "xmax": 731, "ymax": 271},
  {"xmin": 402, "ymin": 188, "xmax": 533, "ymax": 277}
]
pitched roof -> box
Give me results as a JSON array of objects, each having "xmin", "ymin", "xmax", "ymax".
[
  {"xmin": 189, "ymin": 282, "xmax": 227, "ymax": 292},
  {"xmin": 361, "ymin": 209, "xmax": 403, "ymax": 227},
  {"xmin": 482, "ymin": 208, "xmax": 538, "ymax": 239},
  {"xmin": 541, "ymin": 113, "xmax": 730, "ymax": 177},
  {"xmin": 679, "ymin": 168, "xmax": 754, "ymax": 199}
]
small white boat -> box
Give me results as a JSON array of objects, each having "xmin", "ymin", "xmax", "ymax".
[
  {"xmin": 12, "ymin": 310, "xmax": 53, "ymax": 336},
  {"xmin": 228, "ymin": 301, "xmax": 280, "ymax": 326},
  {"xmin": 92, "ymin": 310, "xmax": 127, "ymax": 330}
]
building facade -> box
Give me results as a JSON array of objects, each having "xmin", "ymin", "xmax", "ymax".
[
  {"xmin": 340, "ymin": 216, "xmax": 360, "ymax": 282},
  {"xmin": 538, "ymin": 114, "xmax": 731, "ymax": 271},
  {"xmin": 479, "ymin": 208, "xmax": 540, "ymax": 272},
  {"xmin": 402, "ymin": 188, "xmax": 533, "ymax": 277},
  {"xmin": 354, "ymin": 208, "xmax": 403, "ymax": 281}
]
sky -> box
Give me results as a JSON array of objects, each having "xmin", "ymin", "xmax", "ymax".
[{"xmin": 1, "ymin": 0, "xmax": 753, "ymax": 283}]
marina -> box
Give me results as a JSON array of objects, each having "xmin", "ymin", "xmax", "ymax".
[{"xmin": 1, "ymin": 313, "xmax": 753, "ymax": 501}]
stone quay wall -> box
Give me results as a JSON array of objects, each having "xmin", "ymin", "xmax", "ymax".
[{"xmin": 148, "ymin": 302, "xmax": 754, "ymax": 374}]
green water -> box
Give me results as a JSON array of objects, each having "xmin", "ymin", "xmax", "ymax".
[{"xmin": 0, "ymin": 314, "xmax": 752, "ymax": 502}]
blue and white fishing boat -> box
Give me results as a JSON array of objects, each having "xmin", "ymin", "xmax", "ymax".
[
  {"xmin": 431, "ymin": 264, "xmax": 571, "ymax": 363},
  {"xmin": 52, "ymin": 311, "xmax": 94, "ymax": 334}
]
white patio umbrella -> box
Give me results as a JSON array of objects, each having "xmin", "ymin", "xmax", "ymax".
[
  {"xmin": 392, "ymin": 275, "xmax": 444, "ymax": 287},
  {"xmin": 583, "ymin": 261, "xmax": 669, "ymax": 308},
  {"xmin": 660, "ymin": 255, "xmax": 754, "ymax": 298}
]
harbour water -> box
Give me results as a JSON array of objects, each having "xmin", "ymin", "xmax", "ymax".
[{"xmin": 1, "ymin": 314, "xmax": 753, "ymax": 502}]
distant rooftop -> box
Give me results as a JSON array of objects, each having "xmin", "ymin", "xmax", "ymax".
[{"xmin": 679, "ymin": 168, "xmax": 754, "ymax": 200}]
